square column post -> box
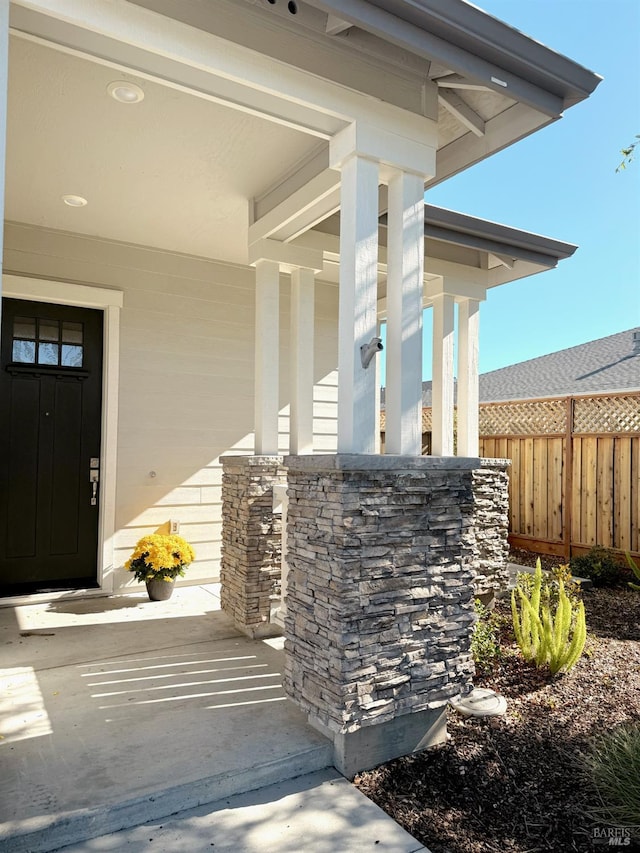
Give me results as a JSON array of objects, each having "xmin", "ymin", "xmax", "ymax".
[
  {"xmin": 334, "ymin": 153, "xmax": 380, "ymax": 453},
  {"xmin": 457, "ymin": 298, "xmax": 480, "ymax": 457},
  {"xmin": 385, "ymin": 170, "xmax": 425, "ymax": 456},
  {"xmin": 431, "ymin": 293, "xmax": 455, "ymax": 456},
  {"xmin": 329, "ymin": 119, "xmax": 436, "ymax": 454},
  {"xmin": 290, "ymin": 267, "xmax": 315, "ymax": 454},
  {"xmin": 0, "ymin": 0, "xmax": 9, "ymax": 337},
  {"xmin": 254, "ymin": 259, "xmax": 280, "ymax": 455},
  {"xmin": 374, "ymin": 319, "xmax": 382, "ymax": 454}
]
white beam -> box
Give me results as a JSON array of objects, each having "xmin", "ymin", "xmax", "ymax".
[
  {"xmin": 0, "ymin": 0, "xmax": 8, "ymax": 336},
  {"xmin": 253, "ymin": 146, "xmax": 329, "ymax": 222},
  {"xmin": 249, "ymin": 170, "xmax": 342, "ymax": 246},
  {"xmin": 11, "ymin": 9, "xmax": 341, "ymax": 140},
  {"xmin": 488, "ymin": 252, "xmax": 515, "ymax": 269},
  {"xmin": 326, "ymin": 14, "xmax": 352, "ymax": 35},
  {"xmin": 248, "ymin": 239, "xmax": 323, "ymax": 274},
  {"xmin": 12, "ymin": 1, "xmax": 440, "ymax": 140},
  {"xmin": 457, "ymin": 299, "xmax": 480, "ymax": 457},
  {"xmin": 429, "ymin": 103, "xmax": 553, "ymax": 188},
  {"xmin": 438, "ymin": 89, "xmax": 485, "ymax": 138},
  {"xmin": 425, "ymin": 276, "xmax": 487, "ymax": 303},
  {"xmin": 337, "ymin": 154, "xmax": 380, "ymax": 453},
  {"xmin": 428, "ymin": 62, "xmax": 454, "ymax": 80},
  {"xmin": 303, "ymin": 0, "xmax": 564, "ymax": 115},
  {"xmin": 330, "ymin": 121, "xmax": 437, "ymax": 180},
  {"xmin": 384, "ymin": 170, "xmax": 425, "ymax": 456},
  {"xmin": 289, "ymin": 267, "xmax": 315, "ymax": 455},
  {"xmin": 434, "ymin": 74, "xmax": 492, "ymax": 91},
  {"xmin": 431, "ymin": 294, "xmax": 455, "ymax": 457},
  {"xmin": 254, "ymin": 260, "xmax": 280, "ymax": 455},
  {"xmin": 249, "ymin": 108, "xmax": 433, "ymax": 248}
]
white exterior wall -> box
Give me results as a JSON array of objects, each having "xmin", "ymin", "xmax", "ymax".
[{"xmin": 3, "ymin": 223, "xmax": 338, "ymax": 592}]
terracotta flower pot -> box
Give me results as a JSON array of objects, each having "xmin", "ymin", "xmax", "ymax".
[{"xmin": 145, "ymin": 577, "xmax": 175, "ymax": 601}]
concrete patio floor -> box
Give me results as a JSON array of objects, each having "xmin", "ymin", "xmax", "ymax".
[{"xmin": 0, "ymin": 585, "xmax": 335, "ymax": 852}]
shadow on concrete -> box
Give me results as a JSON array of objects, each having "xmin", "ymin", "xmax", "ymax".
[{"xmin": 0, "ymin": 588, "xmax": 332, "ymax": 852}]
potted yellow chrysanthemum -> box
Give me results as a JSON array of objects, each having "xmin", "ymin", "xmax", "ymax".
[{"xmin": 125, "ymin": 534, "xmax": 195, "ymax": 601}]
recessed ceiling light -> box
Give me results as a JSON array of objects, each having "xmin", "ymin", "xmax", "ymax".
[
  {"xmin": 62, "ymin": 194, "xmax": 88, "ymax": 207},
  {"xmin": 107, "ymin": 81, "xmax": 145, "ymax": 104}
]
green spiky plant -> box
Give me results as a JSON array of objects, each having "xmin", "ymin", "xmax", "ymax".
[
  {"xmin": 511, "ymin": 559, "xmax": 587, "ymax": 675},
  {"xmin": 625, "ymin": 551, "xmax": 640, "ymax": 592}
]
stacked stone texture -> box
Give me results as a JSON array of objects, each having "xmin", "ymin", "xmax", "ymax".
[
  {"xmin": 283, "ymin": 457, "xmax": 483, "ymax": 735},
  {"xmin": 471, "ymin": 461, "xmax": 511, "ymax": 598},
  {"xmin": 220, "ymin": 456, "xmax": 286, "ymax": 634}
]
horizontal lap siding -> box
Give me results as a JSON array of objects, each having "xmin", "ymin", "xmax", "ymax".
[{"xmin": 4, "ymin": 224, "xmax": 340, "ymax": 590}]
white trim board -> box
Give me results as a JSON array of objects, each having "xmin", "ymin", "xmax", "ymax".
[{"xmin": 2, "ymin": 274, "xmax": 123, "ymax": 595}]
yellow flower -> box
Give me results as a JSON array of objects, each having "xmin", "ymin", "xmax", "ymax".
[{"xmin": 125, "ymin": 534, "xmax": 195, "ymax": 582}]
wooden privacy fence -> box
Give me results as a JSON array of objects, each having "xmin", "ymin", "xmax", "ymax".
[
  {"xmin": 381, "ymin": 392, "xmax": 640, "ymax": 559},
  {"xmin": 479, "ymin": 392, "xmax": 640, "ymax": 560}
]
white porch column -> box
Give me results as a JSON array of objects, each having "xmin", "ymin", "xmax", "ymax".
[
  {"xmin": 289, "ymin": 267, "xmax": 315, "ymax": 454},
  {"xmin": 374, "ymin": 320, "xmax": 382, "ymax": 454},
  {"xmin": 431, "ymin": 293, "xmax": 455, "ymax": 457},
  {"xmin": 457, "ymin": 298, "xmax": 480, "ymax": 457},
  {"xmin": 254, "ymin": 259, "xmax": 280, "ymax": 455},
  {"xmin": 334, "ymin": 153, "xmax": 380, "ymax": 453},
  {"xmin": 329, "ymin": 119, "xmax": 436, "ymax": 454},
  {"xmin": 0, "ymin": 0, "xmax": 9, "ymax": 336},
  {"xmin": 385, "ymin": 170, "xmax": 425, "ymax": 456}
]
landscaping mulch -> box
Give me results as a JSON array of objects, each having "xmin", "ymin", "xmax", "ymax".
[{"xmin": 354, "ymin": 556, "xmax": 640, "ymax": 853}]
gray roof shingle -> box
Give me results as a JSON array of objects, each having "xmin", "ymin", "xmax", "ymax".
[
  {"xmin": 381, "ymin": 328, "xmax": 640, "ymax": 406},
  {"xmin": 478, "ymin": 327, "xmax": 640, "ymax": 401}
]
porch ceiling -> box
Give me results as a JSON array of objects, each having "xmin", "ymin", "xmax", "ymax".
[
  {"xmin": 5, "ymin": 35, "xmax": 319, "ymax": 264},
  {"xmin": 4, "ymin": 0, "xmax": 600, "ymax": 270}
]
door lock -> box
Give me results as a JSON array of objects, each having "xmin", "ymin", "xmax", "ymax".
[{"xmin": 89, "ymin": 467, "xmax": 99, "ymax": 506}]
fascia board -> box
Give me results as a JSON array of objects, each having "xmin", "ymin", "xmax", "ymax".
[
  {"xmin": 371, "ymin": 0, "xmax": 602, "ymax": 104},
  {"xmin": 422, "ymin": 205, "xmax": 578, "ymax": 260},
  {"xmin": 305, "ymin": 0, "xmax": 601, "ymax": 113},
  {"xmin": 305, "ymin": 0, "xmax": 564, "ymax": 117}
]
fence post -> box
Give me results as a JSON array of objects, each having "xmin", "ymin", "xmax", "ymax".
[{"xmin": 563, "ymin": 397, "xmax": 574, "ymax": 561}]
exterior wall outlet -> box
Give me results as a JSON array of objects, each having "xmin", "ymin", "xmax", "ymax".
[{"xmin": 169, "ymin": 519, "xmax": 180, "ymax": 534}]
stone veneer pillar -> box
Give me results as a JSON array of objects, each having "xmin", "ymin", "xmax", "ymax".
[
  {"xmin": 220, "ymin": 455, "xmax": 286, "ymax": 638},
  {"xmin": 471, "ymin": 462, "xmax": 511, "ymax": 603},
  {"xmin": 282, "ymin": 454, "xmax": 508, "ymax": 777}
]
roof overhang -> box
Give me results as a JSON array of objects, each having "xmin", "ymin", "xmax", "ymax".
[
  {"xmin": 124, "ymin": 0, "xmax": 602, "ymax": 187},
  {"xmin": 420, "ymin": 204, "xmax": 577, "ymax": 267},
  {"xmin": 309, "ymin": 203, "xmax": 577, "ymax": 294},
  {"xmin": 5, "ymin": 0, "xmax": 598, "ymax": 266},
  {"xmin": 310, "ymin": 0, "xmax": 601, "ymax": 111}
]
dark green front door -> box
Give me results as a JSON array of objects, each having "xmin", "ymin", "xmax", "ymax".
[{"xmin": 0, "ymin": 298, "xmax": 103, "ymax": 595}]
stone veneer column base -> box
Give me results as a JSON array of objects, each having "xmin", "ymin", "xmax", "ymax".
[
  {"xmin": 471, "ymin": 461, "xmax": 511, "ymax": 604},
  {"xmin": 283, "ymin": 454, "xmax": 499, "ymax": 776},
  {"xmin": 220, "ymin": 455, "xmax": 286, "ymax": 639}
]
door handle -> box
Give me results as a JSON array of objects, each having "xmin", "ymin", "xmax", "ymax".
[{"xmin": 89, "ymin": 468, "xmax": 99, "ymax": 506}]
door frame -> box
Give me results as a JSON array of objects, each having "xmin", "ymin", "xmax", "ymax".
[{"xmin": 2, "ymin": 274, "xmax": 123, "ymax": 598}]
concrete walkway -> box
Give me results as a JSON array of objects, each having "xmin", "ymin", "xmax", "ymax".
[
  {"xmin": 56, "ymin": 769, "xmax": 428, "ymax": 852},
  {"xmin": 0, "ymin": 585, "xmax": 428, "ymax": 853}
]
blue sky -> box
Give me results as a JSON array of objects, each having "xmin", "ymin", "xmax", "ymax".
[{"xmin": 383, "ymin": 0, "xmax": 640, "ymax": 381}]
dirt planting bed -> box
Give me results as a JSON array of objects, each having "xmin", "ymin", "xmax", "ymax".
[{"xmin": 354, "ymin": 557, "xmax": 640, "ymax": 852}]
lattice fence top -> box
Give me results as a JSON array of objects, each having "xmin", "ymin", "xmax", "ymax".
[
  {"xmin": 379, "ymin": 393, "xmax": 640, "ymax": 436},
  {"xmin": 479, "ymin": 399, "xmax": 567, "ymax": 435},
  {"xmin": 380, "ymin": 409, "xmax": 432, "ymax": 432},
  {"xmin": 573, "ymin": 394, "xmax": 640, "ymax": 433}
]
